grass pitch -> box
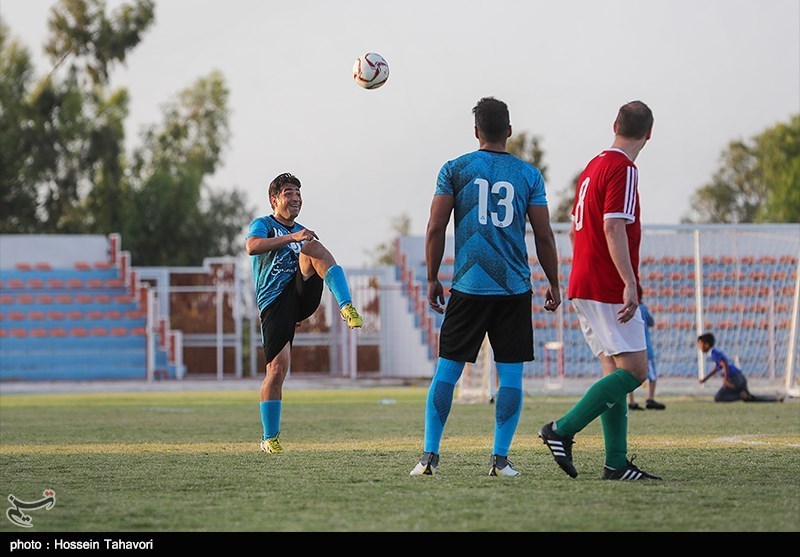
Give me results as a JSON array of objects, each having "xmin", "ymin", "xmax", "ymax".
[{"xmin": 0, "ymin": 387, "xmax": 798, "ymax": 532}]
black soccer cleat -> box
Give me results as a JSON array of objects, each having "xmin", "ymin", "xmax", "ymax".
[
  {"xmin": 601, "ymin": 455, "xmax": 662, "ymax": 481},
  {"xmin": 628, "ymin": 402, "xmax": 644, "ymax": 411},
  {"xmin": 539, "ymin": 421, "xmax": 577, "ymax": 478},
  {"xmin": 645, "ymin": 399, "xmax": 666, "ymax": 410}
]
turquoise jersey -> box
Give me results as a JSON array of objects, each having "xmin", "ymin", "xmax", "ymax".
[
  {"xmin": 247, "ymin": 215, "xmax": 307, "ymax": 311},
  {"xmin": 436, "ymin": 149, "xmax": 548, "ymax": 296}
]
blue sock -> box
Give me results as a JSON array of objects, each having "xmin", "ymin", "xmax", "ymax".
[
  {"xmin": 324, "ymin": 265, "xmax": 353, "ymax": 309},
  {"xmin": 423, "ymin": 358, "xmax": 465, "ymax": 453},
  {"xmin": 493, "ymin": 362, "xmax": 524, "ymax": 456},
  {"xmin": 260, "ymin": 400, "xmax": 281, "ymax": 440}
]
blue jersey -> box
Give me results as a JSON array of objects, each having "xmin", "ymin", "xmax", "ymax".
[
  {"xmin": 436, "ymin": 149, "xmax": 547, "ymax": 296},
  {"xmin": 247, "ymin": 215, "xmax": 307, "ymax": 311},
  {"xmin": 641, "ymin": 303, "xmax": 655, "ymax": 360},
  {"xmin": 709, "ymin": 347, "xmax": 742, "ymax": 376}
]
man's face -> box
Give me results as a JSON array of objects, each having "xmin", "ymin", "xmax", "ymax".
[
  {"xmin": 271, "ymin": 184, "xmax": 302, "ymax": 220},
  {"xmin": 698, "ymin": 340, "xmax": 708, "ymax": 353}
]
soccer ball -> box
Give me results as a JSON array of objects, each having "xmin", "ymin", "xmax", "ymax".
[{"xmin": 353, "ymin": 53, "xmax": 389, "ymax": 89}]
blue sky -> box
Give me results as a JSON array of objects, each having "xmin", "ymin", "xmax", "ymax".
[{"xmin": 2, "ymin": 0, "xmax": 798, "ymax": 266}]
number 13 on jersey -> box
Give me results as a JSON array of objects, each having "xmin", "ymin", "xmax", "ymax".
[{"xmin": 475, "ymin": 178, "xmax": 515, "ymax": 228}]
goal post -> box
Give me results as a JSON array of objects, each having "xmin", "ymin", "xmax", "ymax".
[
  {"xmin": 543, "ymin": 341, "xmax": 565, "ymax": 389},
  {"xmin": 456, "ymin": 334, "xmax": 495, "ymax": 403}
]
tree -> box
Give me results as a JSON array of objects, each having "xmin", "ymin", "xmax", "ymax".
[
  {"xmin": 754, "ymin": 115, "xmax": 800, "ymax": 222},
  {"xmin": 0, "ymin": 22, "xmax": 39, "ymax": 232},
  {"xmin": 682, "ymin": 115, "xmax": 799, "ymax": 224},
  {"xmin": 366, "ymin": 213, "xmax": 411, "ymax": 267},
  {"xmin": 0, "ymin": 0, "xmax": 254, "ymax": 265},
  {"xmin": 124, "ymin": 71, "xmax": 253, "ymax": 266},
  {"xmin": 507, "ymin": 132, "xmax": 548, "ymax": 181},
  {"xmin": 682, "ymin": 140, "xmax": 763, "ymax": 224},
  {"xmin": 551, "ymin": 172, "xmax": 580, "ymax": 223}
]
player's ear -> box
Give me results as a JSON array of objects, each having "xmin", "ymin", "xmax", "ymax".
[
  {"xmin": 474, "ymin": 126, "xmax": 480, "ymax": 140},
  {"xmin": 507, "ymin": 125, "xmax": 512, "ymax": 138}
]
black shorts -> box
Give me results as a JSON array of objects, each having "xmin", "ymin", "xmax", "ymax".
[
  {"xmin": 438, "ymin": 289, "xmax": 534, "ymax": 363},
  {"xmin": 260, "ymin": 270, "xmax": 324, "ymax": 364}
]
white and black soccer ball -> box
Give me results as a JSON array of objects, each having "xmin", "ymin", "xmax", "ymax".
[{"xmin": 353, "ymin": 52, "xmax": 389, "ymax": 90}]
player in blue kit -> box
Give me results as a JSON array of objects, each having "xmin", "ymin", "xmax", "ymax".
[
  {"xmin": 698, "ymin": 333, "xmax": 784, "ymax": 403},
  {"xmin": 410, "ymin": 97, "xmax": 562, "ymax": 477},
  {"xmin": 247, "ymin": 172, "xmax": 362, "ymax": 454}
]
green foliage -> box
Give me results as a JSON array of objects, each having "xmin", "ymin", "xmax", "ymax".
[
  {"xmin": 366, "ymin": 213, "xmax": 411, "ymax": 267},
  {"xmin": 0, "ymin": 388, "xmax": 798, "ymax": 532},
  {"xmin": 0, "ymin": 1, "xmax": 254, "ymax": 266},
  {"xmin": 507, "ymin": 131, "xmax": 548, "ymax": 181},
  {"xmin": 683, "ymin": 115, "xmax": 799, "ymax": 224},
  {"xmin": 755, "ymin": 115, "xmax": 800, "ymax": 222},
  {"xmin": 0, "ymin": 23, "xmax": 39, "ymax": 232},
  {"xmin": 551, "ymin": 171, "xmax": 581, "ymax": 223}
]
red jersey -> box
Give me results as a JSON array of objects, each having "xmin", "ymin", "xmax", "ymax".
[{"xmin": 568, "ymin": 148, "xmax": 641, "ymax": 303}]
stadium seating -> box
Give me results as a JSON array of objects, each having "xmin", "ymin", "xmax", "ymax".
[
  {"xmin": 0, "ymin": 237, "xmax": 182, "ymax": 381},
  {"xmin": 394, "ymin": 233, "xmax": 798, "ymax": 379}
]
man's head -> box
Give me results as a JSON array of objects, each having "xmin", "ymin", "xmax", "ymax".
[
  {"xmin": 268, "ymin": 172, "xmax": 302, "ymax": 221},
  {"xmin": 269, "ymin": 172, "xmax": 301, "ymax": 207},
  {"xmin": 473, "ymin": 97, "xmax": 511, "ymax": 143},
  {"xmin": 614, "ymin": 100, "xmax": 654, "ymax": 141},
  {"xmin": 697, "ymin": 332, "xmax": 716, "ymax": 353}
]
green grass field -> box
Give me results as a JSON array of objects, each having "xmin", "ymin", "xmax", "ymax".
[{"xmin": 1, "ymin": 387, "xmax": 798, "ymax": 533}]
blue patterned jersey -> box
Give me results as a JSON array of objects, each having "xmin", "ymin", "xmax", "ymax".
[
  {"xmin": 436, "ymin": 149, "xmax": 548, "ymax": 296},
  {"xmin": 247, "ymin": 215, "xmax": 307, "ymax": 311}
]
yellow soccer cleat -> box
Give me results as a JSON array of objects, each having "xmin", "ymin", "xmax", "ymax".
[
  {"xmin": 260, "ymin": 435, "xmax": 285, "ymax": 454},
  {"xmin": 340, "ymin": 303, "xmax": 363, "ymax": 329}
]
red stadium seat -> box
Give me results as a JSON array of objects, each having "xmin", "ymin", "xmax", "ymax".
[
  {"xmin": 0, "ymin": 295, "xmax": 13, "ymax": 304},
  {"xmin": 67, "ymin": 279, "xmax": 84, "ymax": 288},
  {"xmin": 66, "ymin": 311, "xmax": 83, "ymax": 320},
  {"xmin": 15, "ymin": 263, "xmax": 32, "ymax": 271},
  {"xmin": 27, "ymin": 311, "xmax": 45, "ymax": 320},
  {"xmin": 89, "ymin": 327, "xmax": 108, "ymax": 337},
  {"xmin": 131, "ymin": 327, "xmax": 146, "ymax": 336},
  {"xmin": 46, "ymin": 278, "xmax": 64, "ymax": 288},
  {"xmin": 7, "ymin": 279, "xmax": 24, "ymax": 288},
  {"xmin": 26, "ymin": 278, "xmax": 44, "ymax": 288},
  {"xmin": 7, "ymin": 312, "xmax": 24, "ymax": 321},
  {"xmin": 29, "ymin": 328, "xmax": 47, "ymax": 338},
  {"xmin": 47, "ymin": 311, "xmax": 64, "ymax": 320},
  {"xmin": 86, "ymin": 279, "xmax": 104, "ymax": 288},
  {"xmin": 17, "ymin": 294, "xmax": 34, "ymax": 304},
  {"xmin": 34, "ymin": 263, "xmax": 52, "ymax": 271},
  {"xmin": 70, "ymin": 328, "xmax": 88, "ymax": 337},
  {"xmin": 75, "ymin": 295, "xmax": 92, "ymax": 304},
  {"xmin": 110, "ymin": 328, "xmax": 129, "ymax": 336},
  {"xmin": 9, "ymin": 329, "xmax": 27, "ymax": 338},
  {"xmin": 94, "ymin": 262, "xmax": 112, "ymax": 270},
  {"xmin": 106, "ymin": 279, "xmax": 124, "ymax": 288},
  {"xmin": 56, "ymin": 295, "xmax": 72, "ymax": 304},
  {"xmin": 95, "ymin": 295, "xmax": 111, "ymax": 303},
  {"xmin": 50, "ymin": 328, "xmax": 67, "ymax": 337},
  {"xmin": 105, "ymin": 310, "xmax": 122, "ymax": 319},
  {"xmin": 85, "ymin": 311, "xmax": 103, "ymax": 319},
  {"xmin": 74, "ymin": 262, "xmax": 91, "ymax": 270},
  {"xmin": 37, "ymin": 295, "xmax": 53, "ymax": 304}
]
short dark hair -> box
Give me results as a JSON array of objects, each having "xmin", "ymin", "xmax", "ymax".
[
  {"xmin": 473, "ymin": 97, "xmax": 510, "ymax": 142},
  {"xmin": 615, "ymin": 100, "xmax": 653, "ymax": 140},
  {"xmin": 698, "ymin": 333, "xmax": 716, "ymax": 347},
  {"xmin": 268, "ymin": 173, "xmax": 301, "ymax": 205}
]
